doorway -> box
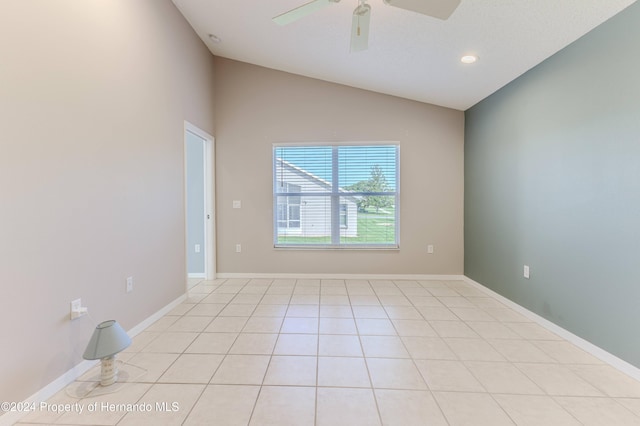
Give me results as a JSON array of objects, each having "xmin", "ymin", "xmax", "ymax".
[{"xmin": 184, "ymin": 122, "xmax": 215, "ymax": 288}]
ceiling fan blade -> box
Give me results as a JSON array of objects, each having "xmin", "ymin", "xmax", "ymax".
[
  {"xmin": 273, "ymin": 0, "xmax": 336, "ymax": 26},
  {"xmin": 350, "ymin": 3, "xmax": 371, "ymax": 52},
  {"xmin": 383, "ymin": 0, "xmax": 461, "ymax": 20}
]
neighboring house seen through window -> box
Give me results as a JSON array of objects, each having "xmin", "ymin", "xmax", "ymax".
[
  {"xmin": 339, "ymin": 204, "xmax": 348, "ymax": 229},
  {"xmin": 273, "ymin": 143, "xmax": 399, "ymax": 248},
  {"xmin": 277, "ymin": 182, "xmax": 301, "ymax": 229}
]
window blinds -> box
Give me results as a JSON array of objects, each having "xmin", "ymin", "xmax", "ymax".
[{"xmin": 273, "ymin": 143, "xmax": 399, "ymax": 248}]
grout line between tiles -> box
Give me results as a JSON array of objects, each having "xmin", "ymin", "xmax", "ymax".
[{"xmin": 28, "ymin": 277, "xmax": 640, "ymax": 426}]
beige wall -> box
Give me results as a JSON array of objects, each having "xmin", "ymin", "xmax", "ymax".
[
  {"xmin": 0, "ymin": 0, "xmax": 215, "ymax": 404},
  {"xmin": 214, "ymin": 58, "xmax": 464, "ymax": 275}
]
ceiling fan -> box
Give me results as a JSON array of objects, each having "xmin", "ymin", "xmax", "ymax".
[{"xmin": 273, "ymin": 0, "xmax": 461, "ymax": 52}]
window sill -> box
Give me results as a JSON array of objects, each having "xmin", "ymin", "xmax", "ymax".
[{"xmin": 274, "ymin": 245, "xmax": 399, "ymax": 251}]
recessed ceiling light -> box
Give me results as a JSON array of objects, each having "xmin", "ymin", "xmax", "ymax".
[
  {"xmin": 461, "ymin": 55, "xmax": 478, "ymax": 64},
  {"xmin": 208, "ymin": 34, "xmax": 222, "ymax": 43}
]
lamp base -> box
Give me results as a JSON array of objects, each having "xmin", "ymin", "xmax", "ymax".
[
  {"xmin": 65, "ymin": 360, "xmax": 146, "ymax": 399},
  {"xmin": 100, "ymin": 355, "xmax": 118, "ymax": 386}
]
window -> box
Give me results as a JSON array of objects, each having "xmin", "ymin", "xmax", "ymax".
[{"xmin": 273, "ymin": 143, "xmax": 399, "ymax": 248}]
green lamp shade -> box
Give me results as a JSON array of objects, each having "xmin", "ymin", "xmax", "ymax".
[{"xmin": 83, "ymin": 320, "xmax": 131, "ymax": 360}]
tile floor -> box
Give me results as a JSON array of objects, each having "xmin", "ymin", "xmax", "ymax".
[{"xmin": 15, "ymin": 278, "xmax": 640, "ymax": 425}]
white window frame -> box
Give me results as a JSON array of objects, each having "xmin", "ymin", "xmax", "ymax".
[{"xmin": 273, "ymin": 142, "xmax": 400, "ymax": 249}]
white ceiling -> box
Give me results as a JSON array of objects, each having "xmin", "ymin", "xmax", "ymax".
[{"xmin": 172, "ymin": 0, "xmax": 636, "ymax": 110}]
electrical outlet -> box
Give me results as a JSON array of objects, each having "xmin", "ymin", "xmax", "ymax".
[
  {"xmin": 427, "ymin": 245, "xmax": 434, "ymax": 254},
  {"xmin": 233, "ymin": 200, "xmax": 242, "ymax": 209},
  {"xmin": 235, "ymin": 244, "xmax": 242, "ymax": 253},
  {"xmin": 523, "ymin": 265, "xmax": 530, "ymax": 279},
  {"xmin": 195, "ymin": 244, "xmax": 201, "ymax": 253},
  {"xmin": 126, "ymin": 276, "xmax": 134, "ymax": 293}
]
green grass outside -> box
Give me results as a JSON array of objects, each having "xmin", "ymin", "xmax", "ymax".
[{"xmin": 277, "ymin": 208, "xmax": 395, "ymax": 245}]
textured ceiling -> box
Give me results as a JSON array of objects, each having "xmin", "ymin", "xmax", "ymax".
[{"xmin": 172, "ymin": 0, "xmax": 636, "ymax": 110}]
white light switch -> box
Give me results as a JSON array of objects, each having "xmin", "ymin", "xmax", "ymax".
[
  {"xmin": 523, "ymin": 265, "xmax": 530, "ymax": 279},
  {"xmin": 70, "ymin": 298, "xmax": 88, "ymax": 320},
  {"xmin": 195, "ymin": 244, "xmax": 201, "ymax": 253},
  {"xmin": 233, "ymin": 200, "xmax": 242, "ymax": 209},
  {"xmin": 427, "ymin": 245, "xmax": 434, "ymax": 254},
  {"xmin": 235, "ymin": 244, "xmax": 242, "ymax": 253}
]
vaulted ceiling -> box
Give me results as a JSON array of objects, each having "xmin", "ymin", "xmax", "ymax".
[{"xmin": 172, "ymin": 0, "xmax": 636, "ymax": 110}]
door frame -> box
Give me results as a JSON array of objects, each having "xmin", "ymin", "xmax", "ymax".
[{"xmin": 184, "ymin": 121, "xmax": 215, "ymax": 287}]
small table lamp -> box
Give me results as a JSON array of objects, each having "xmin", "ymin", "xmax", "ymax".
[{"xmin": 83, "ymin": 320, "xmax": 132, "ymax": 386}]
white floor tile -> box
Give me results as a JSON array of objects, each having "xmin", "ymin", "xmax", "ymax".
[
  {"xmin": 319, "ymin": 305, "xmax": 354, "ymax": 318},
  {"xmin": 125, "ymin": 353, "xmax": 180, "ymax": 382},
  {"xmin": 375, "ymin": 389, "xmax": 448, "ymax": 426},
  {"xmin": 184, "ymin": 385, "xmax": 259, "ymax": 426},
  {"xmin": 487, "ymin": 339, "xmax": 556, "ymax": 363},
  {"xmin": 274, "ymin": 333, "xmax": 318, "ymax": 356},
  {"xmin": 355, "ymin": 318, "xmax": 397, "ymax": 335},
  {"xmin": 250, "ymin": 386, "xmax": 316, "ymax": 426},
  {"xmin": 280, "ymin": 317, "xmax": 319, "ymax": 334},
  {"xmin": 184, "ymin": 303, "xmax": 225, "ymax": 317},
  {"xmin": 555, "ymin": 396, "xmax": 640, "ymax": 425},
  {"xmin": 415, "ymin": 359, "xmax": 485, "ymax": 392},
  {"xmin": 466, "ymin": 321, "xmax": 521, "ymax": 339},
  {"xmin": 242, "ymin": 316, "xmax": 284, "ymax": 333},
  {"xmin": 464, "ymin": 361, "xmax": 543, "ymax": 394},
  {"xmin": 228, "ymin": 333, "xmax": 278, "ymax": 355},
  {"xmin": 55, "ymin": 383, "xmax": 151, "ymax": 425},
  {"xmin": 118, "ymin": 383, "xmax": 204, "ymax": 425},
  {"xmin": 319, "ymin": 317, "xmax": 358, "ymax": 334},
  {"xmin": 568, "ymin": 364, "xmax": 640, "ymax": 397},
  {"xmin": 392, "ymin": 319, "xmax": 438, "ymax": 337},
  {"xmin": 185, "ymin": 332, "xmax": 238, "ymax": 354},
  {"xmin": 401, "ymin": 336, "xmax": 458, "ymax": 360},
  {"xmin": 319, "ymin": 334, "xmax": 362, "ymax": 357},
  {"xmin": 205, "ymin": 316, "xmax": 248, "ymax": 333},
  {"xmin": 317, "ymin": 388, "xmax": 381, "ymax": 426},
  {"xmin": 252, "ymin": 303, "xmax": 288, "ymax": 317},
  {"xmin": 158, "ymin": 354, "xmax": 223, "ymax": 384},
  {"xmin": 34, "ymin": 274, "xmax": 640, "ymax": 426},
  {"xmin": 444, "ymin": 337, "xmax": 506, "ymax": 361},
  {"xmin": 211, "ymin": 355, "xmax": 270, "ymax": 385},
  {"xmin": 263, "ymin": 355, "xmax": 317, "ymax": 386},
  {"xmin": 515, "ymin": 363, "xmax": 604, "ymax": 396},
  {"xmin": 494, "ymin": 394, "xmax": 581, "ymax": 426},
  {"xmin": 433, "ymin": 391, "xmax": 515, "ymax": 426},
  {"xmin": 366, "ymin": 358, "xmax": 427, "ymax": 390},
  {"xmin": 361, "ymin": 335, "xmax": 410, "ymax": 358},
  {"xmin": 318, "ymin": 357, "xmax": 371, "ymax": 387},
  {"xmin": 141, "ymin": 332, "xmax": 198, "ymax": 353}
]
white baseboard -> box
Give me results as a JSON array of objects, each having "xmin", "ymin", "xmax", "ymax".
[
  {"xmin": 0, "ymin": 293, "xmax": 187, "ymax": 426},
  {"xmin": 216, "ymin": 272, "xmax": 466, "ymax": 281},
  {"xmin": 463, "ymin": 276, "xmax": 640, "ymax": 382}
]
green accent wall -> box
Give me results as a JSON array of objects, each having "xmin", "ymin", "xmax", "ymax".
[{"xmin": 465, "ymin": 2, "xmax": 640, "ymax": 366}]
